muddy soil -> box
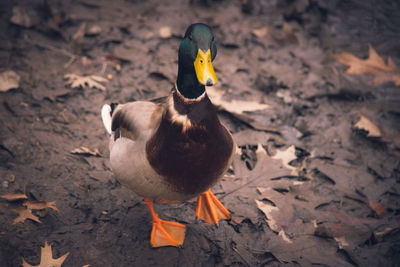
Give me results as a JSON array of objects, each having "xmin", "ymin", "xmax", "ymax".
[{"xmin": 1, "ymin": 0, "xmax": 400, "ymax": 266}]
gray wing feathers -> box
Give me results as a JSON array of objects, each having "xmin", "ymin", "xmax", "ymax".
[{"xmin": 111, "ymin": 101, "xmax": 162, "ymax": 141}]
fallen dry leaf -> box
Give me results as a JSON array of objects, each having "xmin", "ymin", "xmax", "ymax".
[
  {"xmin": 22, "ymin": 241, "xmax": 69, "ymax": 267},
  {"xmin": 335, "ymin": 44, "xmax": 400, "ymax": 86},
  {"xmin": 0, "ymin": 70, "xmax": 20, "ymax": 92},
  {"xmin": 255, "ymin": 199, "xmax": 280, "ymax": 232},
  {"xmin": 24, "ymin": 200, "xmax": 60, "ymax": 213},
  {"xmin": 10, "ymin": 6, "xmax": 39, "ymax": 28},
  {"xmin": 221, "ymin": 145, "xmax": 294, "ymax": 223},
  {"xmin": 252, "ymin": 27, "xmax": 269, "ymax": 38},
  {"xmin": 0, "ymin": 192, "xmax": 28, "ymax": 201},
  {"xmin": 71, "ymin": 146, "xmax": 101, "ymax": 157},
  {"xmin": 315, "ymin": 210, "xmax": 380, "ymax": 250},
  {"xmin": 64, "ymin": 73, "xmax": 107, "ymax": 91},
  {"xmin": 255, "ymin": 186, "xmax": 318, "ymax": 237},
  {"xmin": 271, "ymin": 145, "xmax": 297, "ymax": 173},
  {"xmin": 13, "ymin": 208, "xmax": 41, "ymax": 224},
  {"xmin": 368, "ymin": 200, "xmax": 386, "ymax": 216},
  {"xmin": 276, "ymin": 90, "xmax": 293, "ymax": 104},
  {"xmin": 159, "ymin": 26, "xmax": 172, "ymax": 39},
  {"xmin": 268, "ymin": 234, "xmax": 350, "ymax": 266},
  {"xmin": 87, "ymin": 25, "xmax": 102, "ymax": 36},
  {"xmin": 278, "ymin": 229, "xmax": 293, "ymax": 243},
  {"xmin": 354, "ymin": 115, "xmax": 382, "ymax": 138},
  {"xmin": 207, "ymin": 87, "xmax": 271, "ymax": 114},
  {"xmin": 334, "ymin": 236, "xmax": 350, "ymax": 249}
]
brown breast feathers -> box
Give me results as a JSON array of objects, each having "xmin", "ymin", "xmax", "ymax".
[{"xmin": 146, "ymin": 89, "xmax": 234, "ymax": 196}]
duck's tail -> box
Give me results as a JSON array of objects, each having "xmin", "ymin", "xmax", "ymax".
[{"xmin": 101, "ymin": 103, "xmax": 118, "ymax": 135}]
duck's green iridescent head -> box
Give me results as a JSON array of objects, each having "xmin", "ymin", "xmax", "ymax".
[{"xmin": 178, "ymin": 23, "xmax": 217, "ymax": 96}]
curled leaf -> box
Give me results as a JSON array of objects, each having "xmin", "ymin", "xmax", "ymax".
[
  {"xmin": 252, "ymin": 27, "xmax": 269, "ymax": 38},
  {"xmin": 354, "ymin": 115, "xmax": 382, "ymax": 138},
  {"xmin": 255, "ymin": 199, "xmax": 279, "ymax": 232},
  {"xmin": 71, "ymin": 146, "xmax": 101, "ymax": 157},
  {"xmin": 368, "ymin": 200, "xmax": 386, "ymax": 216},
  {"xmin": 23, "ymin": 200, "xmax": 60, "ymax": 213},
  {"xmin": 0, "ymin": 70, "xmax": 20, "ymax": 92},
  {"xmin": 0, "ymin": 193, "xmax": 28, "ymax": 201}
]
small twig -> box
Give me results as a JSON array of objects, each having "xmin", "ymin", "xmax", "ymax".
[
  {"xmin": 26, "ymin": 38, "xmax": 75, "ymax": 58},
  {"xmin": 100, "ymin": 62, "xmax": 108, "ymax": 75},
  {"xmin": 219, "ymin": 174, "xmax": 308, "ymax": 200},
  {"xmin": 231, "ymin": 242, "xmax": 251, "ymax": 267},
  {"xmin": 64, "ymin": 55, "xmax": 77, "ymax": 69}
]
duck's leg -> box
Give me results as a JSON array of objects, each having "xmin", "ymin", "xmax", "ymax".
[
  {"xmin": 144, "ymin": 198, "xmax": 186, "ymax": 247},
  {"xmin": 195, "ymin": 189, "xmax": 230, "ymax": 225}
]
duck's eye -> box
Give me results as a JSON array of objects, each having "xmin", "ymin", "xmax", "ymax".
[
  {"xmin": 200, "ymin": 59, "xmax": 204, "ymax": 64},
  {"xmin": 188, "ymin": 35, "xmax": 193, "ymax": 41}
]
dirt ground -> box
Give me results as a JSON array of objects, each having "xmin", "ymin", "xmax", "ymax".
[{"xmin": 1, "ymin": 0, "xmax": 400, "ymax": 266}]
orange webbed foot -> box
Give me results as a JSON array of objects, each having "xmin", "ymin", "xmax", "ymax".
[
  {"xmin": 195, "ymin": 189, "xmax": 230, "ymax": 225},
  {"xmin": 150, "ymin": 218, "xmax": 186, "ymax": 247},
  {"xmin": 144, "ymin": 198, "xmax": 186, "ymax": 248}
]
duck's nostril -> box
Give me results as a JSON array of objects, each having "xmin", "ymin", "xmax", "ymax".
[{"xmin": 206, "ymin": 78, "xmax": 213, "ymax": 86}]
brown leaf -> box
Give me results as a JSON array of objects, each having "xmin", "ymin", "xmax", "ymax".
[
  {"xmin": 10, "ymin": 6, "xmax": 39, "ymax": 28},
  {"xmin": 0, "ymin": 193, "xmax": 28, "ymax": 201},
  {"xmin": 221, "ymin": 145, "xmax": 293, "ymax": 224},
  {"xmin": 268, "ymin": 234, "xmax": 350, "ymax": 266},
  {"xmin": 368, "ymin": 200, "xmax": 387, "ymax": 216},
  {"xmin": 0, "ymin": 70, "xmax": 20, "ymax": 92},
  {"xmin": 22, "ymin": 241, "xmax": 69, "ymax": 267},
  {"xmin": 13, "ymin": 208, "xmax": 41, "ymax": 224},
  {"xmin": 23, "ymin": 200, "xmax": 60, "ymax": 213},
  {"xmin": 252, "ymin": 27, "xmax": 269, "ymax": 38},
  {"xmin": 354, "ymin": 115, "xmax": 382, "ymax": 138},
  {"xmin": 272, "ymin": 23, "xmax": 298, "ymax": 45},
  {"xmin": 335, "ymin": 44, "xmax": 400, "ymax": 86},
  {"xmin": 71, "ymin": 146, "xmax": 101, "ymax": 157},
  {"xmin": 315, "ymin": 210, "xmax": 379, "ymax": 249},
  {"xmin": 159, "ymin": 26, "xmax": 172, "ymax": 39},
  {"xmin": 281, "ymin": 23, "xmax": 298, "ymax": 43}
]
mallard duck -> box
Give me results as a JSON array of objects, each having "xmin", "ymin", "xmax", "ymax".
[{"xmin": 101, "ymin": 23, "xmax": 235, "ymax": 247}]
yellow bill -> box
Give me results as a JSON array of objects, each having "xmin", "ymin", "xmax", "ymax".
[{"xmin": 194, "ymin": 49, "xmax": 217, "ymax": 86}]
